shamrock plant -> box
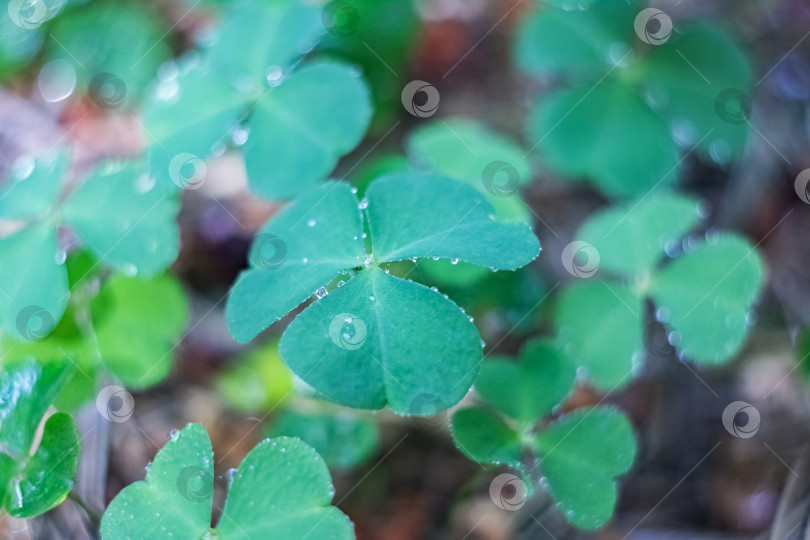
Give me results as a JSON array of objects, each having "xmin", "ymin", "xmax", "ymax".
[
  {"xmin": 2, "ymin": 258, "xmax": 189, "ymax": 410},
  {"xmin": 226, "ymin": 172, "xmax": 540, "ymax": 414},
  {"xmin": 0, "ymin": 150, "xmax": 180, "ymax": 342},
  {"xmin": 406, "ymin": 118, "xmax": 533, "ymax": 222},
  {"xmin": 515, "ymin": 0, "xmax": 752, "ymax": 196},
  {"xmin": 46, "ymin": 0, "xmax": 171, "ymax": 105},
  {"xmin": 555, "ymin": 192, "xmax": 764, "ymax": 387},
  {"xmin": 451, "ymin": 339, "xmax": 636, "ymax": 529},
  {"xmin": 0, "ymin": 359, "xmax": 80, "ymax": 518},
  {"xmin": 101, "ymin": 423, "xmax": 354, "ymax": 539},
  {"xmin": 144, "ymin": 0, "xmax": 372, "ymax": 199}
]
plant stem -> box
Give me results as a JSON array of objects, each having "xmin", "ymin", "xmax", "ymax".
[{"xmin": 68, "ymin": 490, "xmax": 101, "ymax": 528}]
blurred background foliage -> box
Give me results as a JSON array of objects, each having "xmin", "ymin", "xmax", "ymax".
[{"xmin": 1, "ymin": 0, "xmax": 810, "ymax": 538}]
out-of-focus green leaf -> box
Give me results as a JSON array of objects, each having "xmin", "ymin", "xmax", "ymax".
[
  {"xmin": 47, "ymin": 1, "xmax": 171, "ymax": 103},
  {"xmin": 652, "ymin": 234, "xmax": 764, "ymax": 364},
  {"xmin": 555, "ymin": 281, "xmax": 643, "ymax": 388},
  {"xmin": 206, "ymin": 0, "xmax": 323, "ymax": 81},
  {"xmin": 557, "ymin": 194, "xmax": 765, "ymax": 388},
  {"xmin": 91, "ymin": 274, "xmax": 189, "ymax": 386},
  {"xmin": 267, "ymin": 408, "xmax": 379, "ymax": 470},
  {"xmin": 144, "ymin": 0, "xmax": 372, "ymax": 199},
  {"xmin": 244, "ymin": 61, "xmax": 372, "ymax": 200},
  {"xmin": 406, "ymin": 118, "xmax": 531, "ymax": 221},
  {"xmin": 475, "ymin": 339, "xmax": 575, "ymax": 422},
  {"xmin": 577, "ymin": 193, "xmax": 700, "ymax": 276},
  {"xmin": 217, "ymin": 340, "xmax": 294, "ymax": 413},
  {"xmin": 319, "ymin": 0, "xmax": 418, "ymax": 127},
  {"xmin": 2, "ymin": 272, "xmax": 189, "ymax": 408},
  {"xmin": 528, "ymin": 81, "xmax": 681, "ymax": 198},
  {"xmin": 514, "ymin": 1, "xmax": 636, "ymax": 77},
  {"xmin": 0, "ymin": 223, "xmax": 68, "ymax": 342},
  {"xmin": 63, "ymin": 161, "xmax": 180, "ymax": 277},
  {"xmin": 640, "ymin": 24, "xmax": 753, "ymax": 163}
]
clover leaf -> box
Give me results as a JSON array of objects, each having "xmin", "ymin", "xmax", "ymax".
[
  {"xmin": 46, "ymin": 1, "xmax": 171, "ymax": 105},
  {"xmin": 0, "ymin": 359, "xmax": 80, "ymax": 518},
  {"xmin": 0, "ymin": 151, "xmax": 181, "ymax": 341},
  {"xmin": 100, "ymin": 423, "xmax": 355, "ymax": 540},
  {"xmin": 555, "ymin": 192, "xmax": 764, "ymax": 388},
  {"xmin": 2, "ymin": 270, "xmax": 189, "ymax": 410},
  {"xmin": 515, "ymin": 0, "xmax": 752, "ymax": 197},
  {"xmin": 216, "ymin": 338, "xmax": 294, "ymax": 413},
  {"xmin": 226, "ymin": 172, "xmax": 540, "ymax": 414},
  {"xmin": 145, "ymin": 0, "xmax": 372, "ymax": 200},
  {"xmin": 268, "ymin": 407, "xmax": 379, "ymax": 470},
  {"xmin": 450, "ymin": 340, "xmax": 636, "ymax": 529},
  {"xmin": 406, "ymin": 118, "xmax": 532, "ymax": 221}
]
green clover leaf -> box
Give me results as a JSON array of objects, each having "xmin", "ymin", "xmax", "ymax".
[
  {"xmin": 0, "ymin": 359, "xmax": 80, "ymax": 518},
  {"xmin": 100, "ymin": 423, "xmax": 354, "ymax": 540},
  {"xmin": 450, "ymin": 340, "xmax": 636, "ymax": 529},
  {"xmin": 2, "ymin": 269, "xmax": 189, "ymax": 410},
  {"xmin": 555, "ymin": 192, "xmax": 764, "ymax": 388},
  {"xmin": 533, "ymin": 407, "xmax": 636, "ymax": 528},
  {"xmin": 226, "ymin": 172, "xmax": 540, "ymax": 414},
  {"xmin": 46, "ymin": 1, "xmax": 171, "ymax": 105},
  {"xmin": 0, "ymin": 152, "xmax": 181, "ymax": 341},
  {"xmin": 515, "ymin": 0, "xmax": 752, "ymax": 196},
  {"xmin": 267, "ymin": 407, "xmax": 379, "ymax": 470},
  {"xmin": 406, "ymin": 118, "xmax": 532, "ymax": 222},
  {"xmin": 145, "ymin": 0, "xmax": 372, "ymax": 200}
]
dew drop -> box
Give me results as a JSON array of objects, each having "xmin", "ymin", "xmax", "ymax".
[
  {"xmin": 266, "ymin": 65, "xmax": 284, "ymax": 86},
  {"xmin": 231, "ymin": 127, "xmax": 249, "ymax": 146},
  {"xmin": 12, "ymin": 155, "xmax": 35, "ymax": 180},
  {"xmin": 168, "ymin": 429, "xmax": 179, "ymax": 441},
  {"xmin": 156, "ymin": 80, "xmax": 179, "ymax": 101},
  {"xmin": 667, "ymin": 331, "xmax": 681, "ymax": 346},
  {"xmin": 38, "ymin": 59, "xmax": 76, "ymax": 103},
  {"xmin": 54, "ymin": 250, "xmax": 67, "ymax": 265},
  {"xmin": 358, "ymin": 199, "xmax": 369, "ymax": 210},
  {"xmin": 136, "ymin": 174, "xmax": 155, "ymax": 193},
  {"xmin": 307, "ymin": 219, "xmax": 316, "ymax": 227},
  {"xmin": 157, "ymin": 61, "xmax": 179, "ymax": 82},
  {"xmin": 211, "ymin": 141, "xmax": 226, "ymax": 157},
  {"xmin": 315, "ymin": 287, "xmax": 328, "ymax": 299},
  {"xmin": 450, "ymin": 258, "xmax": 459, "ymax": 265}
]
